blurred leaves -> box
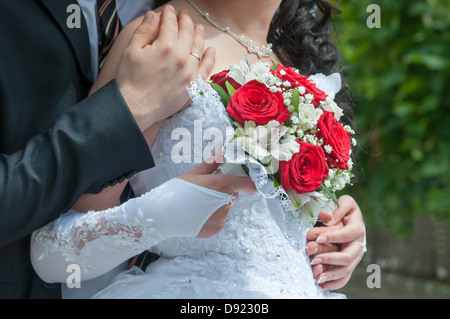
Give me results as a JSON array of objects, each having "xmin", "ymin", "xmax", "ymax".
[{"xmin": 333, "ymin": 0, "xmax": 450, "ymax": 234}]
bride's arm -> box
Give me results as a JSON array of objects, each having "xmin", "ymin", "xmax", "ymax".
[
  {"xmin": 31, "ymin": 150, "xmax": 256, "ymax": 284},
  {"xmin": 30, "ymin": 176, "xmax": 236, "ymax": 283}
]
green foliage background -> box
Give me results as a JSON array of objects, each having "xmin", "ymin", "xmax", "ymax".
[{"xmin": 333, "ymin": 0, "xmax": 450, "ymax": 234}]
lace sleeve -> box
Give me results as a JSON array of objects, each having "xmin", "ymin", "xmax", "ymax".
[{"xmin": 30, "ymin": 178, "xmax": 234, "ymax": 283}]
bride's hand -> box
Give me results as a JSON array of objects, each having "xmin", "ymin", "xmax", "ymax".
[
  {"xmin": 196, "ymin": 193, "xmax": 238, "ymax": 238},
  {"xmin": 306, "ymin": 195, "xmax": 366, "ymax": 291},
  {"xmin": 178, "ymin": 145, "xmax": 257, "ymax": 238}
]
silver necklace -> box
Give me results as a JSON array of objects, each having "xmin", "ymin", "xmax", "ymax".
[{"xmin": 186, "ymin": 0, "xmax": 273, "ymax": 58}]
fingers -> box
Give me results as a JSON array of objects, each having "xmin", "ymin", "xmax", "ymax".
[
  {"xmin": 313, "ymin": 207, "xmax": 364, "ymax": 245},
  {"xmin": 184, "ymin": 144, "xmax": 224, "ymax": 176},
  {"xmin": 128, "ymin": 11, "xmax": 160, "ymax": 48},
  {"xmin": 312, "ymin": 263, "xmax": 332, "ymax": 279},
  {"xmin": 155, "ymin": 5, "xmax": 178, "ymax": 45},
  {"xmin": 316, "ymin": 254, "xmax": 363, "ymax": 291},
  {"xmin": 308, "ymin": 196, "xmax": 364, "ymax": 246},
  {"xmin": 176, "ymin": 9, "xmax": 195, "ymax": 56},
  {"xmin": 196, "ymin": 204, "xmax": 231, "ymax": 238},
  {"xmin": 220, "ymin": 175, "xmax": 258, "ymax": 195},
  {"xmin": 310, "ymin": 244, "xmax": 363, "ymax": 290},
  {"xmin": 316, "ymin": 222, "xmax": 365, "ymax": 245},
  {"xmin": 320, "ymin": 277, "xmax": 350, "ymax": 291},
  {"xmin": 330, "ymin": 195, "xmax": 359, "ymax": 226},
  {"xmin": 190, "ymin": 22, "xmax": 216, "ymax": 80},
  {"xmin": 310, "ymin": 243, "xmax": 363, "ymax": 267},
  {"xmin": 317, "ymin": 210, "xmax": 333, "ymax": 225},
  {"xmin": 188, "ymin": 158, "xmax": 222, "ymax": 176},
  {"xmin": 197, "ymin": 47, "xmax": 216, "ymax": 80},
  {"xmin": 306, "ymin": 222, "xmax": 343, "ymax": 242},
  {"xmin": 305, "ymin": 241, "xmax": 338, "ymax": 256},
  {"xmin": 189, "ymin": 24, "xmax": 205, "ymax": 62}
]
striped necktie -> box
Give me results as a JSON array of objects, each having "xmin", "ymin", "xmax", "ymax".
[{"xmin": 97, "ymin": 0, "xmax": 123, "ymax": 70}]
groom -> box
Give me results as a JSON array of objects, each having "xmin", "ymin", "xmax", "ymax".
[{"xmin": 0, "ymin": 1, "xmax": 258, "ymax": 298}]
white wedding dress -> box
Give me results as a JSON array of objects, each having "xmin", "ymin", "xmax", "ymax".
[
  {"xmin": 89, "ymin": 78, "xmax": 344, "ymax": 299},
  {"xmin": 31, "ymin": 77, "xmax": 345, "ymax": 299}
]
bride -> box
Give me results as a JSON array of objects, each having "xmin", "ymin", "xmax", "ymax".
[{"xmin": 30, "ymin": 0, "xmax": 365, "ymax": 298}]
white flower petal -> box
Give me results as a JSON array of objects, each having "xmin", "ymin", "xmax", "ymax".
[{"xmin": 309, "ymin": 73, "xmax": 342, "ymax": 100}]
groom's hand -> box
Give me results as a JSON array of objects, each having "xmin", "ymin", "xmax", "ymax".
[
  {"xmin": 115, "ymin": 6, "xmax": 216, "ymax": 132},
  {"xmin": 178, "ymin": 148, "xmax": 257, "ymax": 238}
]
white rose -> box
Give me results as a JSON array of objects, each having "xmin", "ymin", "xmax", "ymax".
[{"xmin": 297, "ymin": 103, "xmax": 323, "ymax": 129}]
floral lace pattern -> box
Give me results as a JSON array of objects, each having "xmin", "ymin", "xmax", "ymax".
[{"xmin": 34, "ymin": 205, "xmax": 160, "ymax": 270}]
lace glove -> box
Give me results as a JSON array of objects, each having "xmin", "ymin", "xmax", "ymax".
[{"xmin": 30, "ymin": 178, "xmax": 234, "ymax": 284}]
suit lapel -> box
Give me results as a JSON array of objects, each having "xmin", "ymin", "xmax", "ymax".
[{"xmin": 40, "ymin": 0, "xmax": 92, "ymax": 80}]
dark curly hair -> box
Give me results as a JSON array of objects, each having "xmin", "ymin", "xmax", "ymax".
[{"xmin": 269, "ymin": 0, "xmax": 354, "ymax": 126}]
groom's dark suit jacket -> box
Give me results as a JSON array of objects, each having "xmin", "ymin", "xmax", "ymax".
[{"xmin": 0, "ymin": 1, "xmax": 154, "ymax": 298}]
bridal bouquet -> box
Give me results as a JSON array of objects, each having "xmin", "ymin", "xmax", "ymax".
[{"xmin": 210, "ymin": 56, "xmax": 356, "ymax": 222}]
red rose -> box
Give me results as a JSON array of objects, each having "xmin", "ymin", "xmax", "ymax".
[
  {"xmin": 316, "ymin": 111, "xmax": 351, "ymax": 170},
  {"xmin": 226, "ymin": 80, "xmax": 291, "ymax": 126},
  {"xmin": 280, "ymin": 141, "xmax": 329, "ymax": 193},
  {"xmin": 210, "ymin": 70, "xmax": 242, "ymax": 91},
  {"xmin": 271, "ymin": 64, "xmax": 328, "ymax": 105}
]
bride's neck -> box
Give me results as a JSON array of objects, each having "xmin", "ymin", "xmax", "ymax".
[{"xmin": 184, "ymin": 0, "xmax": 281, "ymax": 43}]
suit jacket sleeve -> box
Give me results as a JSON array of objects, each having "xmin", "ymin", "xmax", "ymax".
[{"xmin": 0, "ymin": 80, "xmax": 155, "ymax": 248}]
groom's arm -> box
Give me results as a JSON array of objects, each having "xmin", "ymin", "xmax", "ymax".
[
  {"xmin": 0, "ymin": 6, "xmax": 216, "ymax": 248},
  {"xmin": 0, "ymin": 81, "xmax": 154, "ymax": 249},
  {"xmin": 71, "ymin": 9, "xmax": 216, "ymax": 213}
]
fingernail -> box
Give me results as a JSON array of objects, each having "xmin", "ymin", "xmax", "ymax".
[
  {"xmin": 306, "ymin": 247, "xmax": 318, "ymax": 255},
  {"xmin": 143, "ymin": 11, "xmax": 152, "ymax": 22},
  {"xmin": 317, "ymin": 276, "xmax": 328, "ymax": 284},
  {"xmin": 316, "ymin": 236, "xmax": 327, "ymax": 244},
  {"xmin": 310, "ymin": 258, "xmax": 323, "ymax": 265},
  {"xmin": 196, "ymin": 24, "xmax": 205, "ymax": 32}
]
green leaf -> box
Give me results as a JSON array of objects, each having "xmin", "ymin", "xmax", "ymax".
[
  {"xmin": 272, "ymin": 174, "xmax": 281, "ymax": 188},
  {"xmin": 270, "ymin": 60, "xmax": 277, "ymax": 71},
  {"xmin": 290, "ymin": 88, "xmax": 300, "ymax": 113},
  {"xmin": 322, "ymin": 184, "xmax": 339, "ymax": 207},
  {"xmin": 225, "ymin": 80, "xmax": 236, "ymax": 96},
  {"xmin": 209, "ymin": 82, "xmax": 230, "ymax": 107}
]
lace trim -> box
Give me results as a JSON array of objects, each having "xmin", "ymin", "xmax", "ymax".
[{"xmin": 34, "ymin": 207, "xmax": 158, "ymax": 269}]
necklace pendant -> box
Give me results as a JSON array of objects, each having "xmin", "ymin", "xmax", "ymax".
[{"xmin": 248, "ymin": 44, "xmax": 273, "ymax": 58}]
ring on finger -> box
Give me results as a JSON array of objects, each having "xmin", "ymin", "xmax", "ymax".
[
  {"xmin": 350, "ymin": 241, "xmax": 367, "ymax": 255},
  {"xmin": 190, "ymin": 52, "xmax": 201, "ymax": 62}
]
